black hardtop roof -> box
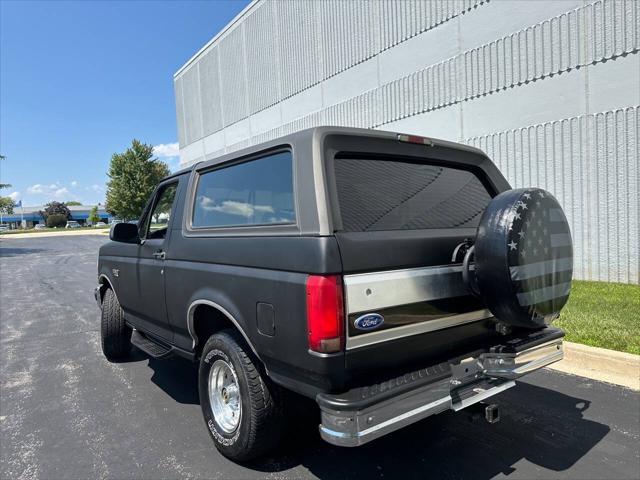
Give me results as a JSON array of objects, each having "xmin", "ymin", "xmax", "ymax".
[{"xmin": 162, "ymin": 126, "xmax": 488, "ymax": 181}]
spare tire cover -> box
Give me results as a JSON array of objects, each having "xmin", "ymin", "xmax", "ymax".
[{"xmin": 474, "ymin": 188, "xmax": 573, "ymax": 328}]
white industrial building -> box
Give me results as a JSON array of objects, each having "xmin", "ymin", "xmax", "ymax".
[{"xmin": 174, "ymin": 0, "xmax": 639, "ymax": 284}]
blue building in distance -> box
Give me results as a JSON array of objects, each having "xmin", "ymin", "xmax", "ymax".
[{"xmin": 0, "ymin": 205, "xmax": 112, "ymax": 229}]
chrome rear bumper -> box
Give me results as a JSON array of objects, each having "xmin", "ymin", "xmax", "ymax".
[
  {"xmin": 481, "ymin": 339, "xmax": 564, "ymax": 379},
  {"xmin": 318, "ymin": 329, "xmax": 564, "ymax": 447}
]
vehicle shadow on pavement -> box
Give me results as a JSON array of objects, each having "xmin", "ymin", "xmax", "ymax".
[
  {"xmin": 131, "ymin": 354, "xmax": 611, "ymax": 478},
  {"xmin": 249, "ymin": 382, "xmax": 611, "ymax": 479},
  {"xmin": 109, "ymin": 349, "xmax": 199, "ymax": 404},
  {"xmin": 147, "ymin": 356, "xmax": 200, "ymax": 405}
]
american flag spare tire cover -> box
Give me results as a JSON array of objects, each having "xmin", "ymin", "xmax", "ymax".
[{"xmin": 474, "ymin": 188, "xmax": 573, "ymax": 328}]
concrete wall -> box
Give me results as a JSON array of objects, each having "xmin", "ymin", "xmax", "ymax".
[{"xmin": 174, "ymin": 0, "xmax": 639, "ymax": 284}]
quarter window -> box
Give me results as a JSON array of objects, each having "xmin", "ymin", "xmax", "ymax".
[{"xmin": 192, "ymin": 151, "xmax": 295, "ymax": 228}]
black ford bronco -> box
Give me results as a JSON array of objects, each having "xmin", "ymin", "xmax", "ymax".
[{"xmin": 96, "ymin": 127, "xmax": 572, "ymax": 461}]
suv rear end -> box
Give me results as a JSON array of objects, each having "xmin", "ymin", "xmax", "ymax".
[{"xmin": 306, "ymin": 128, "xmax": 568, "ymax": 446}]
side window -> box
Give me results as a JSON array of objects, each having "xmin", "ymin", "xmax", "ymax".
[
  {"xmin": 142, "ymin": 183, "xmax": 178, "ymax": 239},
  {"xmin": 192, "ymin": 151, "xmax": 295, "ymax": 229}
]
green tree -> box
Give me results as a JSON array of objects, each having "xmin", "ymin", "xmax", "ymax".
[
  {"xmin": 88, "ymin": 205, "xmax": 100, "ymax": 224},
  {"xmin": 0, "ymin": 155, "xmax": 13, "ymax": 209},
  {"xmin": 0, "ymin": 196, "xmax": 14, "ymax": 215},
  {"xmin": 105, "ymin": 140, "xmax": 170, "ymax": 221},
  {"xmin": 0, "ymin": 154, "xmax": 10, "ymax": 190},
  {"xmin": 40, "ymin": 201, "xmax": 71, "ymax": 221},
  {"xmin": 46, "ymin": 214, "xmax": 67, "ymax": 228},
  {"xmin": 66, "ymin": 201, "xmax": 82, "ymax": 206}
]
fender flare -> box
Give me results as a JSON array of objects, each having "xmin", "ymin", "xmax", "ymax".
[
  {"xmin": 187, "ymin": 299, "xmax": 262, "ymax": 361},
  {"xmin": 97, "ymin": 273, "xmax": 120, "ymax": 306}
]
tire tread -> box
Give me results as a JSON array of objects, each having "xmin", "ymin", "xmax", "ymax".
[
  {"xmin": 201, "ymin": 330, "xmax": 285, "ymax": 461},
  {"xmin": 100, "ymin": 288, "xmax": 131, "ymax": 360}
]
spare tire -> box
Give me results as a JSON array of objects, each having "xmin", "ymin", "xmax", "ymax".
[{"xmin": 474, "ymin": 188, "xmax": 573, "ymax": 328}]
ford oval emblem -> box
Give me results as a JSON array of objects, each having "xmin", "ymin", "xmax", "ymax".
[{"xmin": 354, "ymin": 313, "xmax": 385, "ymax": 331}]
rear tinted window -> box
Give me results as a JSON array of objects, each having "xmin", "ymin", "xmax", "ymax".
[
  {"xmin": 333, "ymin": 157, "xmax": 491, "ymax": 232},
  {"xmin": 192, "ymin": 151, "xmax": 295, "ymax": 228}
]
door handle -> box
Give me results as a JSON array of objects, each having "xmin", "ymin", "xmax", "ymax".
[{"xmin": 152, "ymin": 250, "xmax": 166, "ymax": 260}]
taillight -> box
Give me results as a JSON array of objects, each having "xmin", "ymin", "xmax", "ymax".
[{"xmin": 306, "ymin": 275, "xmax": 344, "ymax": 354}]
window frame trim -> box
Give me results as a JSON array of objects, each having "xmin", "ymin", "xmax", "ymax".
[
  {"xmin": 183, "ymin": 146, "xmax": 300, "ymax": 237},
  {"xmin": 139, "ymin": 179, "xmax": 181, "ymax": 242}
]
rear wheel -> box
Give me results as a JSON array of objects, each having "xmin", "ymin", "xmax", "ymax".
[
  {"xmin": 100, "ymin": 288, "xmax": 132, "ymax": 360},
  {"xmin": 199, "ymin": 330, "xmax": 285, "ymax": 461}
]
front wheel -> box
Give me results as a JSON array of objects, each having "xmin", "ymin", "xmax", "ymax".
[
  {"xmin": 100, "ymin": 288, "xmax": 131, "ymax": 361},
  {"xmin": 199, "ymin": 330, "xmax": 285, "ymax": 461}
]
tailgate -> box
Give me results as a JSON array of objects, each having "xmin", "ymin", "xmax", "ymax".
[{"xmin": 322, "ymin": 134, "xmax": 510, "ymax": 378}]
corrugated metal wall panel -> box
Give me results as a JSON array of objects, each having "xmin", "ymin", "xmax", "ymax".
[
  {"xmin": 319, "ymin": 0, "xmax": 377, "ymax": 78},
  {"xmin": 181, "ymin": 65, "xmax": 203, "ymax": 145},
  {"xmin": 466, "ymin": 106, "xmax": 639, "ymax": 284},
  {"xmin": 218, "ymin": 24, "xmax": 248, "ymax": 126},
  {"xmin": 244, "ymin": 1, "xmax": 280, "ymax": 113},
  {"xmin": 175, "ymin": 0, "xmax": 639, "ymax": 283},
  {"xmin": 176, "ymin": 0, "xmax": 640, "ymax": 142},
  {"xmin": 276, "ymin": 0, "xmax": 321, "ymax": 99},
  {"xmin": 198, "ymin": 47, "xmax": 223, "ymax": 136},
  {"xmin": 378, "ymin": 0, "xmax": 471, "ymax": 51},
  {"xmin": 174, "ymin": 77, "xmax": 186, "ymax": 147}
]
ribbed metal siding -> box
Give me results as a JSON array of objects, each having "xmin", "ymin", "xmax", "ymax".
[
  {"xmin": 219, "ymin": 24, "xmax": 248, "ymax": 126},
  {"xmin": 460, "ymin": 0, "xmax": 639, "ymax": 99},
  {"xmin": 175, "ymin": 0, "xmax": 485, "ymax": 141},
  {"xmin": 276, "ymin": 0, "xmax": 321, "ymax": 99},
  {"xmin": 379, "ymin": 0, "xmax": 480, "ymax": 50},
  {"xmin": 174, "ymin": 77, "xmax": 186, "ymax": 147},
  {"xmin": 244, "ymin": 1, "xmax": 280, "ymax": 112},
  {"xmin": 181, "ymin": 65, "xmax": 203, "ymax": 145},
  {"xmin": 199, "ymin": 47, "xmax": 223, "ymax": 136},
  {"xmin": 319, "ymin": 0, "xmax": 377, "ymax": 78},
  {"xmin": 467, "ymin": 107, "xmax": 639, "ymax": 284},
  {"xmin": 175, "ymin": 0, "xmax": 639, "ymax": 283},
  {"xmin": 184, "ymin": 0, "xmax": 639, "ymax": 142}
]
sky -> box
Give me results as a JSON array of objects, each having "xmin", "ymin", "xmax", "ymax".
[{"xmin": 0, "ymin": 0, "xmax": 249, "ymax": 207}]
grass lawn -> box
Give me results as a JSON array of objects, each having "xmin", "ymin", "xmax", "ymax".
[{"xmin": 555, "ymin": 280, "xmax": 640, "ymax": 355}]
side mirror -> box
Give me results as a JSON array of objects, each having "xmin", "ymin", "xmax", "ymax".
[{"xmin": 109, "ymin": 222, "xmax": 140, "ymax": 243}]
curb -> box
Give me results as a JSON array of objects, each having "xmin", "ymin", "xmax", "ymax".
[
  {"xmin": 0, "ymin": 230, "xmax": 110, "ymax": 240},
  {"xmin": 547, "ymin": 341, "xmax": 640, "ymax": 391}
]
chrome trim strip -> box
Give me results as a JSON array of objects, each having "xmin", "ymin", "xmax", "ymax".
[
  {"xmin": 187, "ymin": 299, "xmax": 261, "ymax": 360},
  {"xmin": 451, "ymin": 381, "xmax": 516, "ymax": 411},
  {"xmin": 343, "ymin": 264, "xmax": 470, "ymax": 314},
  {"xmin": 345, "ymin": 309, "xmax": 493, "ymax": 350}
]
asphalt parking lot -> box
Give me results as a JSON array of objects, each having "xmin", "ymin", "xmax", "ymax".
[{"xmin": 1, "ymin": 234, "xmax": 639, "ymax": 480}]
